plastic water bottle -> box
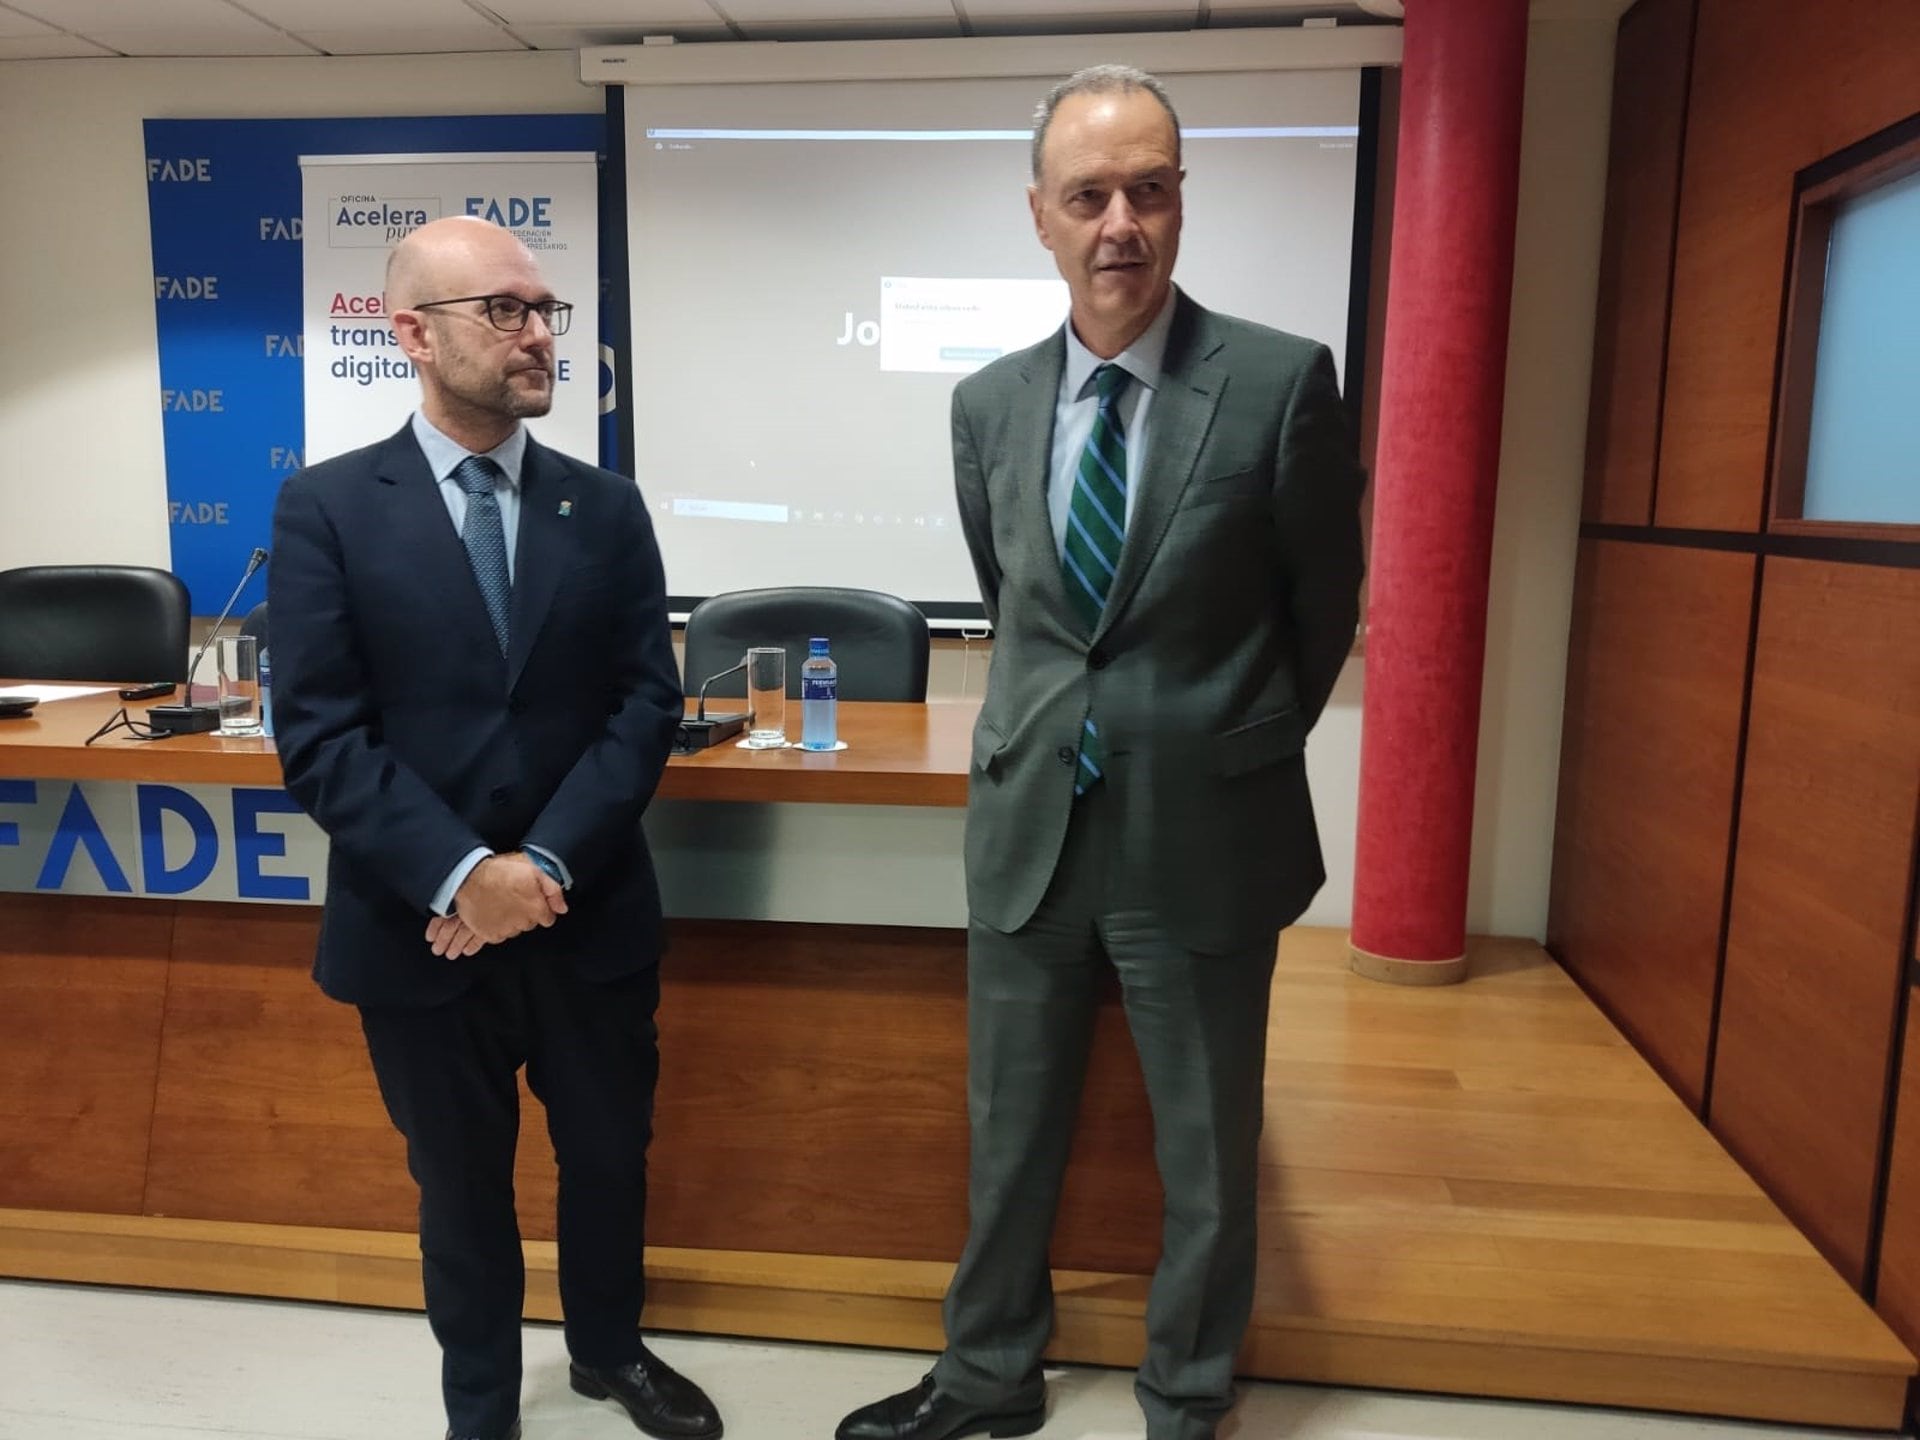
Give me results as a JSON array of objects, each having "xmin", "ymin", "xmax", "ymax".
[
  {"xmin": 258, "ymin": 646, "xmax": 274, "ymax": 739},
  {"xmin": 800, "ymin": 637, "xmax": 837, "ymax": 750}
]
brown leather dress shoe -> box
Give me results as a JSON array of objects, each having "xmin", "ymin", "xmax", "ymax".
[
  {"xmin": 570, "ymin": 1344, "xmax": 723, "ymax": 1438},
  {"xmin": 835, "ymin": 1374, "xmax": 1045, "ymax": 1440}
]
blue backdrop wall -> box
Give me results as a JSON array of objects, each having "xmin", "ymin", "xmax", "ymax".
[{"xmin": 144, "ymin": 113, "xmax": 610, "ymax": 613}]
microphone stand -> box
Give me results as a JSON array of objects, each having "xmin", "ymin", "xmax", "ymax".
[
  {"xmin": 676, "ymin": 660, "xmax": 751, "ymax": 750},
  {"xmin": 148, "ymin": 546, "xmax": 268, "ymax": 736}
]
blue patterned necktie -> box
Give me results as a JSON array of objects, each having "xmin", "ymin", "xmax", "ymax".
[
  {"xmin": 454, "ymin": 455, "xmax": 510, "ymax": 655},
  {"xmin": 1062, "ymin": 363, "xmax": 1129, "ymax": 794}
]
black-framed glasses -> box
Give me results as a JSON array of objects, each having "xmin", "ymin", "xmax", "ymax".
[{"xmin": 412, "ymin": 294, "xmax": 573, "ymax": 336}]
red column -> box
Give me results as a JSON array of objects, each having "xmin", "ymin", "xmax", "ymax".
[{"xmin": 1349, "ymin": 0, "xmax": 1530, "ymax": 983}]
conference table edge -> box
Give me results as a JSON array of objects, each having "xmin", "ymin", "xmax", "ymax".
[{"xmin": 0, "ymin": 691, "xmax": 978, "ymax": 807}]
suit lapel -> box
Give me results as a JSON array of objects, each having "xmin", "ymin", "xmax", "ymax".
[
  {"xmin": 374, "ymin": 428, "xmax": 506, "ymax": 671},
  {"xmin": 506, "ymin": 437, "xmax": 571, "ymax": 692},
  {"xmin": 1096, "ymin": 295, "xmax": 1224, "ymax": 641},
  {"xmin": 1008, "ymin": 332, "xmax": 1075, "ymax": 624}
]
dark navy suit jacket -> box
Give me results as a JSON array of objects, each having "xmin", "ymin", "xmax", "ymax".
[{"xmin": 268, "ymin": 424, "xmax": 682, "ymax": 1008}]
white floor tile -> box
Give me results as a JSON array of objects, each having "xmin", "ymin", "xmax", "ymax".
[{"xmin": 0, "ymin": 1281, "xmax": 1894, "ymax": 1440}]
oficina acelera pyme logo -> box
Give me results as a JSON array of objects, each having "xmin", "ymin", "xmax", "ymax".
[{"xmin": 329, "ymin": 194, "xmax": 440, "ymax": 248}]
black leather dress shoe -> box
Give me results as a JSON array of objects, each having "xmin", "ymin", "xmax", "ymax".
[
  {"xmin": 835, "ymin": 1374, "xmax": 1045, "ymax": 1440},
  {"xmin": 570, "ymin": 1346, "xmax": 723, "ymax": 1438},
  {"xmin": 445, "ymin": 1419, "xmax": 519, "ymax": 1440}
]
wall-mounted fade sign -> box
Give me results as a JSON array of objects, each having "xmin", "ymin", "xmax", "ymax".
[
  {"xmin": 0, "ymin": 780, "xmax": 971, "ymax": 927},
  {"xmin": 0, "ymin": 779, "xmax": 323, "ymax": 905},
  {"xmin": 299, "ymin": 151, "xmax": 600, "ymax": 466}
]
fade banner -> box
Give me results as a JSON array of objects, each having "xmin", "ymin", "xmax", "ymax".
[{"xmin": 299, "ymin": 151, "xmax": 599, "ymax": 466}]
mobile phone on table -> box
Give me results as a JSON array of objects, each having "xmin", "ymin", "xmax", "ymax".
[{"xmin": 118, "ymin": 682, "xmax": 177, "ymax": 701}]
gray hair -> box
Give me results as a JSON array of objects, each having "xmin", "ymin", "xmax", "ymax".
[{"xmin": 1031, "ymin": 64, "xmax": 1182, "ymax": 182}]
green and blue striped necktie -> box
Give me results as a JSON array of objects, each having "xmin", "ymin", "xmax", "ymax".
[{"xmin": 1062, "ymin": 362, "xmax": 1129, "ymax": 793}]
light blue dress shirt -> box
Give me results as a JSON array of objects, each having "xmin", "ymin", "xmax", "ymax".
[
  {"xmin": 410, "ymin": 412, "xmax": 572, "ymax": 918},
  {"xmin": 1047, "ymin": 288, "xmax": 1178, "ymax": 561}
]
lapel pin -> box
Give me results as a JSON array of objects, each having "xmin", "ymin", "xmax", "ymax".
[{"xmin": 558, "ymin": 500, "xmax": 573, "ymax": 517}]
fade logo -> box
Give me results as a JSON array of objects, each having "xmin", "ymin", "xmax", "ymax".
[
  {"xmin": 330, "ymin": 193, "xmax": 437, "ymax": 248},
  {"xmin": 161, "ymin": 388, "xmax": 223, "ymax": 413},
  {"xmin": 465, "ymin": 195, "xmax": 552, "ymax": 229},
  {"xmin": 155, "ymin": 275, "xmax": 219, "ymax": 300},
  {"xmin": 169, "ymin": 500, "xmax": 230, "ymax": 525},
  {"xmin": 259, "ymin": 216, "xmax": 302, "ymax": 241},
  {"xmin": 264, "ymin": 334, "xmax": 303, "ymax": 358},
  {"xmin": 148, "ymin": 156, "xmax": 212, "ymax": 182}
]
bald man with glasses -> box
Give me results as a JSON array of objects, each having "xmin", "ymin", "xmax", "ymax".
[{"xmin": 270, "ymin": 216, "xmax": 719, "ymax": 1440}]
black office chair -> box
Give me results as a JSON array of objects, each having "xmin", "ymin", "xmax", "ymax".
[
  {"xmin": 682, "ymin": 586, "xmax": 930, "ymax": 702},
  {"xmin": 239, "ymin": 601, "xmax": 269, "ymax": 650},
  {"xmin": 0, "ymin": 564, "xmax": 191, "ymax": 682}
]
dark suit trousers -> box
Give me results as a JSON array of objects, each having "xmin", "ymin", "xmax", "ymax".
[
  {"xmin": 360, "ymin": 953, "xmax": 661, "ymax": 1439},
  {"xmin": 933, "ymin": 782, "xmax": 1278, "ymax": 1440}
]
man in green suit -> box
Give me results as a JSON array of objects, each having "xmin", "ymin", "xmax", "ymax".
[{"xmin": 837, "ymin": 64, "xmax": 1366, "ymax": 1440}]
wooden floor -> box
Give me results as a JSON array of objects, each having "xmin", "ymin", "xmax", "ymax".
[{"xmin": 3, "ymin": 928, "xmax": 1913, "ymax": 1429}]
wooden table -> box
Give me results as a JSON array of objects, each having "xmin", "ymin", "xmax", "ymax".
[
  {"xmin": 0, "ymin": 685, "xmax": 1162, "ymax": 1353},
  {"xmin": 0, "ymin": 684, "xmax": 972, "ymax": 801}
]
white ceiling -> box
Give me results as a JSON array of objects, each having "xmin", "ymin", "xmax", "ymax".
[
  {"xmin": 0, "ymin": 0, "xmax": 1355, "ymax": 57},
  {"xmin": 0, "ymin": 0, "xmax": 1629, "ymax": 59}
]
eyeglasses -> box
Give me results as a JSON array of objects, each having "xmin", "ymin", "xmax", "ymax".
[{"xmin": 412, "ymin": 294, "xmax": 574, "ymax": 336}]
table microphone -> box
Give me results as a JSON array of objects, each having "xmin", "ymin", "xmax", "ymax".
[
  {"xmin": 676, "ymin": 659, "xmax": 751, "ymax": 750},
  {"xmin": 148, "ymin": 546, "xmax": 269, "ymax": 736}
]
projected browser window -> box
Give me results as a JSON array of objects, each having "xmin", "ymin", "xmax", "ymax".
[{"xmin": 624, "ymin": 74, "xmax": 1363, "ymax": 616}]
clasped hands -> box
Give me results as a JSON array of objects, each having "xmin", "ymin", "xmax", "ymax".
[{"xmin": 424, "ymin": 852, "xmax": 568, "ymax": 959}]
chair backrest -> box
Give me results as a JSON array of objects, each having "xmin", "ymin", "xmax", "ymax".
[
  {"xmin": 682, "ymin": 586, "xmax": 930, "ymax": 702},
  {"xmin": 0, "ymin": 564, "xmax": 191, "ymax": 682},
  {"xmin": 239, "ymin": 601, "xmax": 270, "ymax": 650}
]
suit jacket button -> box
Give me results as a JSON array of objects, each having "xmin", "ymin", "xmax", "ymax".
[
  {"xmin": 489, "ymin": 786, "xmax": 512, "ymax": 806},
  {"xmin": 1057, "ymin": 746, "xmax": 1075, "ymax": 766},
  {"xmin": 1088, "ymin": 647, "xmax": 1109, "ymax": 670}
]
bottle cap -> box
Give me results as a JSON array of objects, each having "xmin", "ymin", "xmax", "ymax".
[{"xmin": 809, "ymin": 637, "xmax": 829, "ymax": 653}]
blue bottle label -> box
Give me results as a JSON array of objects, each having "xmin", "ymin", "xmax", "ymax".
[{"xmin": 802, "ymin": 677, "xmax": 836, "ymax": 700}]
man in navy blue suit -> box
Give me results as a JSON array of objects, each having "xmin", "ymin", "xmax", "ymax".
[{"xmin": 270, "ymin": 216, "xmax": 720, "ymax": 1440}]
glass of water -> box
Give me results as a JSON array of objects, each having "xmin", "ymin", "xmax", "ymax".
[
  {"xmin": 744, "ymin": 646, "xmax": 787, "ymax": 748},
  {"xmin": 215, "ymin": 633, "xmax": 263, "ymax": 737}
]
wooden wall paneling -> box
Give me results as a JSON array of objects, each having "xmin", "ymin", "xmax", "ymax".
[
  {"xmin": 1876, "ymin": 1000, "xmax": 1920, "ymax": 1365},
  {"xmin": 1712, "ymin": 560, "xmax": 1920, "ymax": 1287},
  {"xmin": 1581, "ymin": 0, "xmax": 1695, "ymax": 527},
  {"xmin": 1655, "ymin": 0, "xmax": 1920, "ymax": 532},
  {"xmin": 0, "ymin": 894, "xmax": 174, "ymax": 1214},
  {"xmin": 142, "ymin": 903, "xmax": 420, "ymax": 1233},
  {"xmin": 647, "ymin": 920, "xmax": 1163, "ymax": 1274},
  {"xmin": 135, "ymin": 907, "xmax": 1163, "ymax": 1270},
  {"xmin": 1547, "ymin": 539, "xmax": 1753, "ymax": 1108}
]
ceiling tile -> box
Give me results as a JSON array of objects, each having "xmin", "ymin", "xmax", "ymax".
[
  {"xmin": 485, "ymin": 0, "xmax": 725, "ymax": 22},
  {"xmin": 0, "ymin": 32, "xmax": 115, "ymax": 55},
  {"xmin": 10, "ymin": 0, "xmax": 255, "ymax": 29},
  {"xmin": 0, "ymin": 4, "xmax": 61, "ymax": 37},
  {"xmin": 719, "ymin": 0, "xmax": 953, "ymax": 21},
  {"xmin": 293, "ymin": 23, "xmax": 526, "ymax": 53},
  {"xmin": 9, "ymin": 0, "xmax": 318, "ymax": 53},
  {"xmin": 77, "ymin": 25, "xmax": 317, "ymax": 54},
  {"xmin": 511, "ymin": 21, "xmax": 733, "ymax": 46},
  {"xmin": 241, "ymin": 0, "xmax": 491, "ymax": 25}
]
